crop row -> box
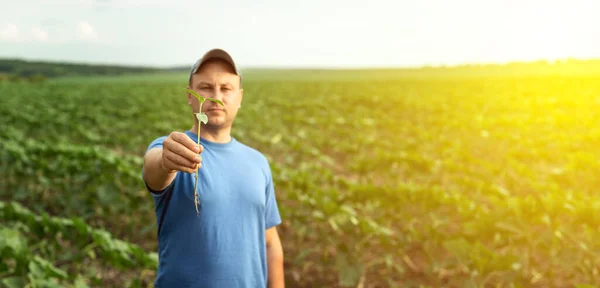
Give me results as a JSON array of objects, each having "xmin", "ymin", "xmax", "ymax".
[
  {"xmin": 1, "ymin": 200, "xmax": 157, "ymax": 288},
  {"xmin": 0, "ymin": 128, "xmax": 155, "ymax": 245}
]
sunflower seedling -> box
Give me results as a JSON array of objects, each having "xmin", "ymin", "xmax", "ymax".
[{"xmin": 186, "ymin": 88, "xmax": 224, "ymax": 215}]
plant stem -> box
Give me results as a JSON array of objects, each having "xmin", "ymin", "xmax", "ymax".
[
  {"xmin": 185, "ymin": 89, "xmax": 222, "ymax": 216},
  {"xmin": 193, "ymin": 100, "xmax": 204, "ymax": 215}
]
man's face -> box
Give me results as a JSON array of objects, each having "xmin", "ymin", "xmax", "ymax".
[{"xmin": 187, "ymin": 59, "xmax": 243, "ymax": 129}]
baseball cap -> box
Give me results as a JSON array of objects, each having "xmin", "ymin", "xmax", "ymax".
[{"xmin": 189, "ymin": 48, "xmax": 243, "ymax": 87}]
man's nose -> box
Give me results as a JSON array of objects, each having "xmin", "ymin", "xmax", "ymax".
[
  {"xmin": 212, "ymin": 88, "xmax": 224, "ymax": 101},
  {"xmin": 203, "ymin": 88, "xmax": 217, "ymax": 99}
]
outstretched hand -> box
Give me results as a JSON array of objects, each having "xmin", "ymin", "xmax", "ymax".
[{"xmin": 160, "ymin": 132, "xmax": 203, "ymax": 174}]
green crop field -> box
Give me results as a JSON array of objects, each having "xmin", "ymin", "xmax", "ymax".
[{"xmin": 1, "ymin": 64, "xmax": 599, "ymax": 288}]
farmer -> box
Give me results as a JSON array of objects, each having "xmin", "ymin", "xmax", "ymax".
[{"xmin": 141, "ymin": 48, "xmax": 285, "ymax": 287}]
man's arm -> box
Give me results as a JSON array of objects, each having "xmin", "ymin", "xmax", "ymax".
[
  {"xmin": 143, "ymin": 147, "xmax": 177, "ymax": 192},
  {"xmin": 142, "ymin": 132, "xmax": 203, "ymax": 193},
  {"xmin": 266, "ymin": 226, "xmax": 284, "ymax": 288}
]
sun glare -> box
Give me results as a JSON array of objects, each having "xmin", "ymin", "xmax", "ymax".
[{"xmin": 493, "ymin": 1, "xmax": 592, "ymax": 64}]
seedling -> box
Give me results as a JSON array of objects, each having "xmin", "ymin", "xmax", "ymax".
[{"xmin": 186, "ymin": 88, "xmax": 224, "ymax": 214}]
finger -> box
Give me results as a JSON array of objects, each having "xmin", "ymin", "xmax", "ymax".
[
  {"xmin": 165, "ymin": 149, "xmax": 199, "ymax": 169},
  {"xmin": 163, "ymin": 156, "xmax": 197, "ymax": 174},
  {"xmin": 167, "ymin": 141, "xmax": 201, "ymax": 163},
  {"xmin": 173, "ymin": 132, "xmax": 202, "ymax": 153}
]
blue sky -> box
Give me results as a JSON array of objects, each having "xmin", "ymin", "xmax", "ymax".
[{"xmin": 1, "ymin": 0, "xmax": 599, "ymax": 68}]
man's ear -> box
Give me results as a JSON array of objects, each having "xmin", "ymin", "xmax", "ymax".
[
  {"xmin": 186, "ymin": 85, "xmax": 192, "ymax": 106},
  {"xmin": 239, "ymin": 88, "xmax": 244, "ymax": 107}
]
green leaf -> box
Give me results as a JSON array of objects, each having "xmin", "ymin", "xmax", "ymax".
[
  {"xmin": 205, "ymin": 98, "xmax": 224, "ymax": 106},
  {"xmin": 74, "ymin": 276, "xmax": 90, "ymax": 288},
  {"xmin": 32, "ymin": 279, "xmax": 63, "ymax": 288},
  {"xmin": 0, "ymin": 227, "xmax": 26, "ymax": 255},
  {"xmin": 195, "ymin": 113, "xmax": 208, "ymax": 124},
  {"xmin": 31, "ymin": 256, "xmax": 68, "ymax": 280},
  {"xmin": 28, "ymin": 260, "xmax": 44, "ymax": 278},
  {"xmin": 1, "ymin": 277, "xmax": 25, "ymax": 288},
  {"xmin": 186, "ymin": 88, "xmax": 223, "ymax": 107},
  {"xmin": 186, "ymin": 88, "xmax": 204, "ymax": 101}
]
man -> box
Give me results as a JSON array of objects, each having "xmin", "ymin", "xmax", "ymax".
[{"xmin": 141, "ymin": 48, "xmax": 285, "ymax": 288}]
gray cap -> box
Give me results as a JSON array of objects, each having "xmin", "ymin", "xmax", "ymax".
[{"xmin": 189, "ymin": 48, "xmax": 242, "ymax": 87}]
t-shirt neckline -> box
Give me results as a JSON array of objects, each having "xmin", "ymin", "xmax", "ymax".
[{"xmin": 184, "ymin": 130, "xmax": 237, "ymax": 150}]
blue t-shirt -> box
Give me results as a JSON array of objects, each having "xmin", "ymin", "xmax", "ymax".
[{"xmin": 142, "ymin": 130, "xmax": 282, "ymax": 288}]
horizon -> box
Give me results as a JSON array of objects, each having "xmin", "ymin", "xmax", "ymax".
[
  {"xmin": 3, "ymin": 56, "xmax": 600, "ymax": 71},
  {"xmin": 1, "ymin": 0, "xmax": 599, "ymax": 69}
]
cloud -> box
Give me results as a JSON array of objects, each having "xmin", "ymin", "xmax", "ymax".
[
  {"xmin": 77, "ymin": 21, "xmax": 98, "ymax": 41},
  {"xmin": 0, "ymin": 21, "xmax": 106, "ymax": 44},
  {"xmin": 0, "ymin": 23, "xmax": 19, "ymax": 41},
  {"xmin": 1, "ymin": 23, "xmax": 50, "ymax": 43},
  {"xmin": 31, "ymin": 27, "xmax": 49, "ymax": 41}
]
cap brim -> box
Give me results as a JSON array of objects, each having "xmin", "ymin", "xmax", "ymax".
[{"xmin": 191, "ymin": 48, "xmax": 240, "ymax": 76}]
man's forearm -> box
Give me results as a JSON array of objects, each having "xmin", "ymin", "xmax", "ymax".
[
  {"xmin": 267, "ymin": 239, "xmax": 285, "ymax": 288},
  {"xmin": 143, "ymin": 148, "xmax": 177, "ymax": 191}
]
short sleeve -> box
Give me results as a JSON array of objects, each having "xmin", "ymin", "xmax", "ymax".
[
  {"xmin": 146, "ymin": 136, "xmax": 168, "ymax": 152},
  {"xmin": 141, "ymin": 136, "xmax": 172, "ymax": 197},
  {"xmin": 264, "ymin": 166, "xmax": 282, "ymax": 230}
]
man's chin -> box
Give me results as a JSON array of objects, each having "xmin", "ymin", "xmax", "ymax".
[{"xmin": 205, "ymin": 119, "xmax": 227, "ymax": 128}]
